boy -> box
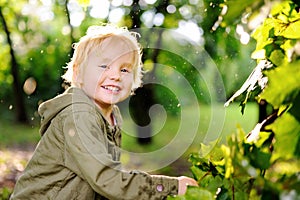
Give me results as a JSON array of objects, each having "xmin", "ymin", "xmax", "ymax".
[{"xmin": 10, "ymin": 24, "xmax": 197, "ymax": 200}]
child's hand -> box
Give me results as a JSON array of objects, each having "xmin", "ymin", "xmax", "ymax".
[{"xmin": 177, "ymin": 176, "xmax": 198, "ymax": 195}]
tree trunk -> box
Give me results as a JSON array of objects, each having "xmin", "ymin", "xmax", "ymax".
[
  {"xmin": 0, "ymin": 6, "xmax": 28, "ymax": 123},
  {"xmin": 129, "ymin": 0, "xmax": 153, "ymax": 144},
  {"xmin": 65, "ymin": 0, "xmax": 75, "ymax": 57},
  {"xmin": 128, "ymin": 0, "xmax": 168, "ymax": 144},
  {"xmin": 129, "ymin": 0, "xmax": 141, "ymax": 29}
]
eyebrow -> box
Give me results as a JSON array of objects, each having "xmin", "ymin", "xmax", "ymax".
[
  {"xmin": 100, "ymin": 57, "xmax": 111, "ymax": 64},
  {"xmin": 122, "ymin": 62, "xmax": 134, "ymax": 68}
]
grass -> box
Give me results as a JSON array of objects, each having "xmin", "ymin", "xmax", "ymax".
[
  {"xmin": 0, "ymin": 102, "xmax": 258, "ymax": 176},
  {"xmin": 120, "ymin": 102, "xmax": 258, "ymax": 175},
  {"xmin": 120, "ymin": 102, "xmax": 258, "ymax": 151},
  {"xmin": 0, "ymin": 120, "xmax": 40, "ymax": 149}
]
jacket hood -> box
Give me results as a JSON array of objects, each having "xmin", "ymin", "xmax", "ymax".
[{"xmin": 38, "ymin": 87, "xmax": 95, "ymax": 136}]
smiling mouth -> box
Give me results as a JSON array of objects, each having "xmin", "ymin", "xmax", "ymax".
[{"xmin": 102, "ymin": 85, "xmax": 120, "ymax": 92}]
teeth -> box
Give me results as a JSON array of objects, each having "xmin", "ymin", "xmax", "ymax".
[{"xmin": 104, "ymin": 86, "xmax": 119, "ymax": 92}]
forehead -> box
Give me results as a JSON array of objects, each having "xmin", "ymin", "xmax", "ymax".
[{"xmin": 92, "ymin": 35, "xmax": 138, "ymax": 60}]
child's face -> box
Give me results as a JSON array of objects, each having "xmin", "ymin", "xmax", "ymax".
[{"xmin": 79, "ymin": 36, "xmax": 136, "ymax": 109}]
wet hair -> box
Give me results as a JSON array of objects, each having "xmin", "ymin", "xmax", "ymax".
[{"xmin": 62, "ymin": 24, "xmax": 143, "ymax": 91}]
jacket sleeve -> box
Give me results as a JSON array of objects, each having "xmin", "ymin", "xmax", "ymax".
[{"xmin": 63, "ymin": 110, "xmax": 178, "ymax": 200}]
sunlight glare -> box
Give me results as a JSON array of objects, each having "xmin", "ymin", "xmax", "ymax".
[
  {"xmin": 189, "ymin": 0, "xmax": 199, "ymax": 5},
  {"xmin": 61, "ymin": 25, "xmax": 71, "ymax": 35},
  {"xmin": 236, "ymin": 24, "xmax": 250, "ymax": 45},
  {"xmin": 144, "ymin": 0, "xmax": 157, "ymax": 4},
  {"xmin": 41, "ymin": 0, "xmax": 52, "ymax": 6},
  {"xmin": 166, "ymin": 5, "xmax": 176, "ymax": 14},
  {"xmin": 37, "ymin": 3, "xmax": 54, "ymax": 22},
  {"xmin": 123, "ymin": 0, "xmax": 133, "ymax": 6},
  {"xmin": 68, "ymin": 0, "xmax": 85, "ymax": 27},
  {"xmin": 175, "ymin": 20, "xmax": 203, "ymax": 44},
  {"xmin": 240, "ymin": 33, "xmax": 250, "ymax": 45},
  {"xmin": 153, "ymin": 13, "xmax": 164, "ymax": 26},
  {"xmin": 111, "ymin": 0, "xmax": 123, "ymax": 7},
  {"xmin": 90, "ymin": 0, "xmax": 109, "ymax": 19},
  {"xmin": 179, "ymin": 5, "xmax": 192, "ymax": 19},
  {"xmin": 109, "ymin": 8, "xmax": 125, "ymax": 23},
  {"xmin": 141, "ymin": 10, "xmax": 155, "ymax": 27}
]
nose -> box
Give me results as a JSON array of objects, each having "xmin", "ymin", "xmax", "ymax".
[{"xmin": 106, "ymin": 66, "xmax": 121, "ymax": 81}]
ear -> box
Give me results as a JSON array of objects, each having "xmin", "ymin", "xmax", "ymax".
[{"xmin": 73, "ymin": 64, "xmax": 83, "ymax": 85}]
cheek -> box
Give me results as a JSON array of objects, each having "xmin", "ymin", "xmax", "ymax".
[
  {"xmin": 85, "ymin": 70, "xmax": 103, "ymax": 83},
  {"xmin": 124, "ymin": 75, "xmax": 134, "ymax": 87}
]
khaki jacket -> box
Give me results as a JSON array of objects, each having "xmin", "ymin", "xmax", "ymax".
[{"xmin": 10, "ymin": 87, "xmax": 178, "ymax": 200}]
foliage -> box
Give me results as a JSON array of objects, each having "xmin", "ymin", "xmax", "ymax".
[
  {"xmin": 1, "ymin": 0, "xmax": 299, "ymax": 199},
  {"xmin": 0, "ymin": 0, "xmax": 76, "ymax": 122},
  {"xmin": 0, "ymin": 0, "xmax": 255, "ymax": 123},
  {"xmin": 0, "ymin": 187, "xmax": 12, "ymax": 200},
  {"xmin": 169, "ymin": 1, "xmax": 300, "ymax": 199}
]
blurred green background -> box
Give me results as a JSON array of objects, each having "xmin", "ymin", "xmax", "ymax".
[{"xmin": 0, "ymin": 0, "xmax": 265, "ymax": 195}]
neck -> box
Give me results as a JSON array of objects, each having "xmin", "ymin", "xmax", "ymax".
[{"xmin": 94, "ymin": 101, "xmax": 115, "ymax": 125}]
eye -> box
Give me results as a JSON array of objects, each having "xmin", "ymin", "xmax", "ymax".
[
  {"xmin": 98, "ymin": 65, "xmax": 108, "ymax": 69},
  {"xmin": 121, "ymin": 64, "xmax": 132, "ymax": 73},
  {"xmin": 121, "ymin": 68, "xmax": 130, "ymax": 73}
]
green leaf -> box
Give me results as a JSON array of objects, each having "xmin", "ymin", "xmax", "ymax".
[
  {"xmin": 252, "ymin": 19, "xmax": 274, "ymax": 50},
  {"xmin": 249, "ymin": 145, "xmax": 271, "ymax": 170},
  {"xmin": 199, "ymin": 174, "xmax": 214, "ymax": 188},
  {"xmin": 280, "ymin": 39, "xmax": 296, "ymax": 55},
  {"xmin": 269, "ymin": 1, "xmax": 300, "ymax": 39},
  {"xmin": 185, "ymin": 187, "xmax": 214, "ymax": 200},
  {"xmin": 269, "ymin": 49, "xmax": 287, "ymax": 66},
  {"xmin": 289, "ymin": 93, "xmax": 300, "ymax": 121},
  {"xmin": 216, "ymin": 187, "xmax": 230, "ymax": 200},
  {"xmin": 259, "ymin": 62, "xmax": 300, "ymax": 108},
  {"xmin": 190, "ymin": 165, "xmax": 207, "ymax": 182},
  {"xmin": 271, "ymin": 1, "xmax": 300, "ymax": 21},
  {"xmin": 220, "ymin": 0, "xmax": 261, "ymax": 26},
  {"xmin": 270, "ymin": 113, "xmax": 300, "ymax": 161},
  {"xmin": 279, "ymin": 20, "xmax": 300, "ymax": 39},
  {"xmin": 189, "ymin": 153, "xmax": 210, "ymax": 172},
  {"xmin": 198, "ymin": 139, "xmax": 221, "ymax": 159},
  {"xmin": 167, "ymin": 195, "xmax": 186, "ymax": 200}
]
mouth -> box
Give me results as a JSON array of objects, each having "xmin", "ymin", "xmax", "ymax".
[{"xmin": 101, "ymin": 85, "xmax": 120, "ymax": 92}]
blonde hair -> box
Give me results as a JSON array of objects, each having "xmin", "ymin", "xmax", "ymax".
[{"xmin": 62, "ymin": 24, "xmax": 143, "ymax": 91}]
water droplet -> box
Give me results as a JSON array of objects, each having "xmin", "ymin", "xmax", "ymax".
[
  {"xmin": 9, "ymin": 105, "xmax": 13, "ymax": 110},
  {"xmin": 40, "ymin": 50, "xmax": 44, "ymax": 54}
]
